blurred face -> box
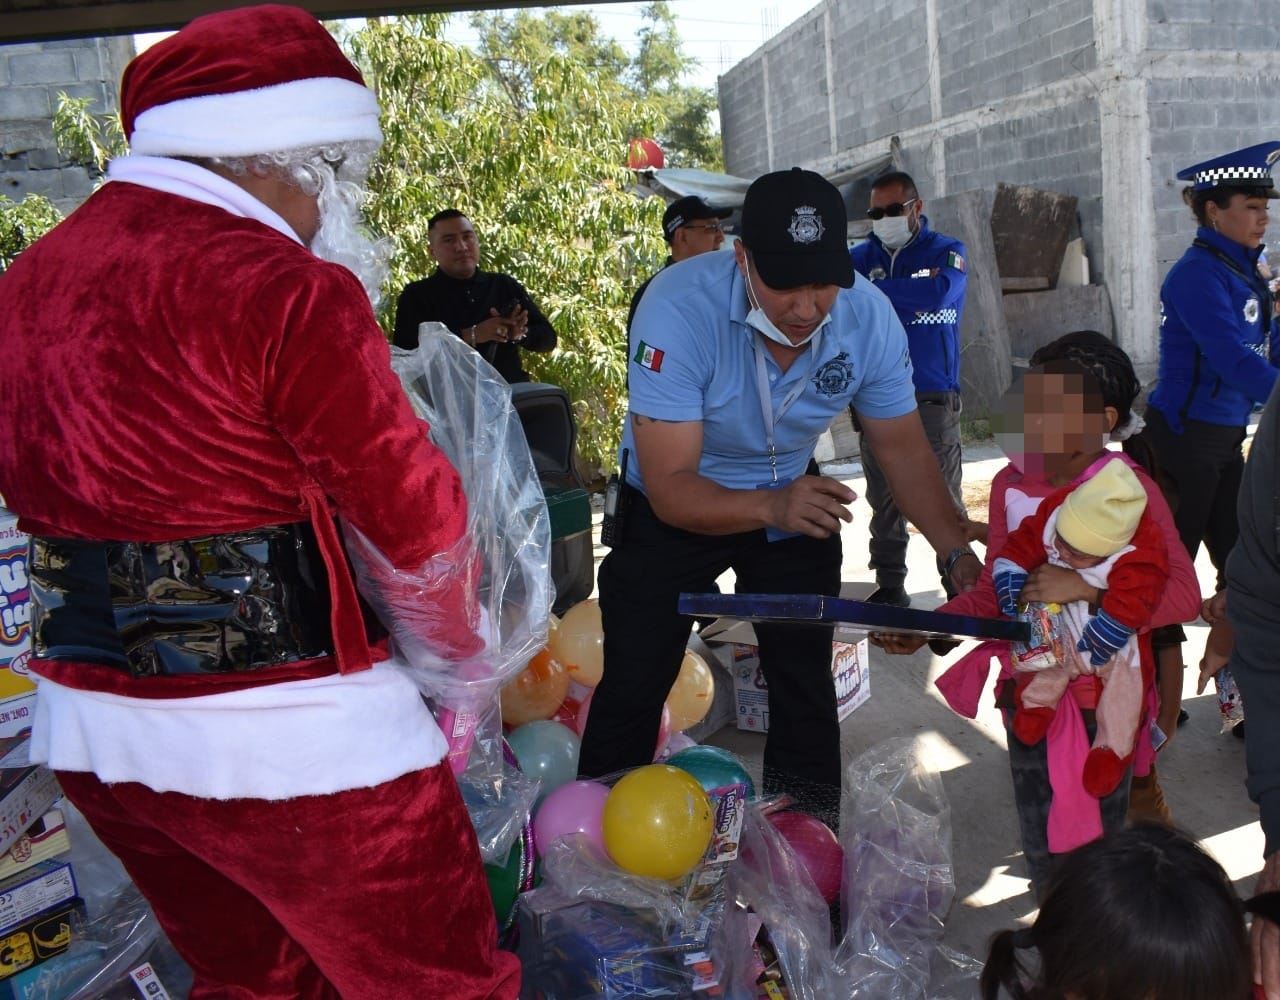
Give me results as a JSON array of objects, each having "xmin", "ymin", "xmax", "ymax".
[
  {"xmin": 734, "ymin": 242, "xmax": 839, "ymax": 346},
  {"xmin": 1208, "ymin": 192, "xmax": 1270, "ymax": 249},
  {"xmin": 1052, "ymin": 531, "xmax": 1106, "ymax": 569},
  {"xmin": 993, "ymin": 371, "xmax": 1112, "ymax": 482},
  {"xmin": 671, "ymin": 218, "xmax": 725, "ymax": 261},
  {"xmin": 428, "ymin": 215, "xmax": 480, "ymax": 279}
]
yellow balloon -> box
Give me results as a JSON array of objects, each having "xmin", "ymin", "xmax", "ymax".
[
  {"xmin": 665, "ymin": 650, "xmax": 715, "ymax": 732},
  {"xmin": 550, "ymin": 599, "xmax": 604, "ymax": 687},
  {"xmin": 602, "ymin": 765, "xmax": 713, "ymax": 880}
]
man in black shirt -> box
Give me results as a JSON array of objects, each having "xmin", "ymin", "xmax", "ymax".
[{"xmin": 393, "ymin": 210, "xmax": 557, "ymax": 383}]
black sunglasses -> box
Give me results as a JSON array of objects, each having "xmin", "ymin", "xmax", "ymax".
[{"xmin": 866, "ymin": 198, "xmax": 918, "ymax": 221}]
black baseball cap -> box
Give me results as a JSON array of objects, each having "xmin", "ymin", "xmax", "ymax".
[
  {"xmin": 662, "ymin": 195, "xmax": 732, "ymax": 241},
  {"xmin": 740, "ymin": 168, "xmax": 854, "ymax": 289}
]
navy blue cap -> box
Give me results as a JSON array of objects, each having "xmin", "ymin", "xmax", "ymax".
[
  {"xmin": 740, "ymin": 168, "xmax": 854, "ymax": 289},
  {"xmin": 662, "ymin": 195, "xmax": 731, "ymax": 240},
  {"xmin": 1177, "ymin": 141, "xmax": 1280, "ymax": 196}
]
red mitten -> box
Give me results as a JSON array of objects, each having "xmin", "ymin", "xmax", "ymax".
[{"xmin": 1082, "ymin": 746, "xmax": 1134, "ymax": 798}]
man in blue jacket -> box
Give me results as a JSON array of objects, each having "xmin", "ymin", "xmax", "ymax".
[{"xmin": 850, "ymin": 171, "xmax": 968, "ymax": 605}]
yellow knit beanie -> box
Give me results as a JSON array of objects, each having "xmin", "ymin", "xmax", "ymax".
[{"xmin": 1056, "ymin": 460, "xmax": 1147, "ymax": 557}]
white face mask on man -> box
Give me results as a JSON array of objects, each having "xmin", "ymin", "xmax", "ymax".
[
  {"xmin": 872, "ymin": 214, "xmax": 914, "ymax": 250},
  {"xmin": 744, "ymin": 266, "xmax": 830, "ymax": 348}
]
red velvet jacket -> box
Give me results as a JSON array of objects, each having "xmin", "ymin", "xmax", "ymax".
[{"xmin": 0, "ymin": 181, "xmax": 468, "ymax": 697}]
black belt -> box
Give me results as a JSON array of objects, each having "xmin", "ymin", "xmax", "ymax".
[{"xmin": 29, "ymin": 523, "xmax": 341, "ymax": 678}]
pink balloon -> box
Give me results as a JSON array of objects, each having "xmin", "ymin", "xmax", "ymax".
[
  {"xmin": 654, "ymin": 703, "xmax": 672, "ymax": 761},
  {"xmin": 573, "ymin": 689, "xmax": 593, "ymax": 737},
  {"xmin": 767, "ymin": 811, "xmax": 844, "ymax": 904},
  {"xmin": 533, "ymin": 780, "xmax": 610, "ymax": 858}
]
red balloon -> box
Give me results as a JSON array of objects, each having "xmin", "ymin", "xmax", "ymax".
[
  {"xmin": 767, "ymin": 811, "xmax": 844, "ymax": 904},
  {"xmin": 627, "ymin": 137, "xmax": 664, "ymax": 170}
]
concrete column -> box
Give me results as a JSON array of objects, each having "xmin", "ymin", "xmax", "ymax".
[
  {"xmin": 1094, "ymin": 0, "xmax": 1157, "ymax": 365},
  {"xmin": 925, "ymin": 0, "xmax": 945, "ymax": 194}
]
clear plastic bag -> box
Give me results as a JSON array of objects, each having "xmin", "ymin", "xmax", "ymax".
[
  {"xmin": 454, "ymin": 705, "xmax": 541, "ymax": 863},
  {"xmin": 345, "ymin": 324, "xmax": 552, "ymax": 768},
  {"xmin": 835, "ymin": 737, "xmax": 965, "ymax": 1000},
  {"xmin": 1011, "ymin": 602, "xmax": 1068, "ymax": 672}
]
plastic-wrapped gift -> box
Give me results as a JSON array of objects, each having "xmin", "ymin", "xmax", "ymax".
[
  {"xmin": 1216, "ymin": 666, "xmax": 1245, "ymax": 735},
  {"xmin": 1010, "ymin": 602, "xmax": 1067, "ymax": 672}
]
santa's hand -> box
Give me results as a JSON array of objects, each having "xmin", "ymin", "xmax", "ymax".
[{"xmin": 1076, "ymin": 610, "xmax": 1133, "ymax": 667}]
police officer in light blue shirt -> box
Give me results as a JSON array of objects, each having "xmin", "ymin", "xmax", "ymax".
[{"xmin": 579, "ymin": 168, "xmax": 982, "ymax": 813}]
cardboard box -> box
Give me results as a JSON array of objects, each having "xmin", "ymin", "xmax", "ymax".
[
  {"xmin": 0, "ymin": 896, "xmax": 82, "ymax": 982},
  {"xmin": 0, "ymin": 770, "xmax": 61, "ymax": 860},
  {"xmin": 0, "ymin": 810, "xmax": 70, "ymax": 882},
  {"xmin": 0, "ymin": 516, "xmax": 34, "ymax": 743},
  {"xmin": 0, "ymin": 861, "xmax": 76, "ymax": 935},
  {"xmin": 699, "ymin": 584, "xmax": 873, "ymax": 735}
]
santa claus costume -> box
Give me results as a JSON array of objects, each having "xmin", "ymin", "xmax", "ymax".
[{"xmin": 0, "ymin": 6, "xmax": 520, "ymax": 998}]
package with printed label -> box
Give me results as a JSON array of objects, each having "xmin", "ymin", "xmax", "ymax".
[
  {"xmin": 699, "ymin": 583, "xmax": 873, "ymax": 734},
  {"xmin": 0, "ymin": 514, "xmax": 34, "ymax": 742}
]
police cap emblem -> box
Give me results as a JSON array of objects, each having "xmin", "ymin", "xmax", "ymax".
[{"xmin": 787, "ymin": 205, "xmax": 824, "ymax": 245}]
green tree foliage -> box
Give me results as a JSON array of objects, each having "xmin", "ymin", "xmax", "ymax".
[
  {"xmin": 0, "ymin": 193, "xmax": 62, "ymax": 272},
  {"xmin": 0, "ymin": 94, "xmax": 125, "ymax": 271},
  {"xmin": 348, "ymin": 10, "xmax": 715, "ymax": 474}
]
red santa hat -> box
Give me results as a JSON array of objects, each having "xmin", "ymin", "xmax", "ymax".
[{"xmin": 121, "ymin": 4, "xmax": 382, "ymax": 158}]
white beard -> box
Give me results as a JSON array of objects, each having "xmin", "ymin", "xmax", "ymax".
[{"xmin": 309, "ymin": 168, "xmax": 392, "ymax": 310}]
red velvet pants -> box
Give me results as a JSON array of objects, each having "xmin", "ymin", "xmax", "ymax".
[{"xmin": 57, "ymin": 765, "xmax": 521, "ymax": 999}]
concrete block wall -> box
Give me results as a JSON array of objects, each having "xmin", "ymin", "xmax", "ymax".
[
  {"xmin": 717, "ymin": 0, "xmax": 1280, "ymax": 372},
  {"xmin": 938, "ymin": 0, "xmax": 1095, "ymax": 116},
  {"xmin": 0, "ymin": 36, "xmax": 131, "ymax": 213},
  {"xmin": 830, "ymin": 1, "xmax": 931, "ymax": 153},
  {"xmin": 764, "ymin": 9, "xmax": 831, "ymax": 171}
]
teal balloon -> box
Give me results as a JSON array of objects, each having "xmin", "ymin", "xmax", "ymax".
[
  {"xmin": 668, "ymin": 745, "xmax": 756, "ymax": 798},
  {"xmin": 507, "ymin": 720, "xmax": 581, "ymax": 803}
]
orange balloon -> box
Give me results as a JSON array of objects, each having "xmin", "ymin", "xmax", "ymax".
[
  {"xmin": 665, "ymin": 650, "xmax": 715, "ymax": 732},
  {"xmin": 500, "ymin": 649, "xmax": 571, "ymax": 727},
  {"xmin": 550, "ymin": 600, "xmax": 604, "ymax": 687}
]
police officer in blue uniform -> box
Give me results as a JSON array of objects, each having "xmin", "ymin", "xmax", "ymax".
[
  {"xmin": 579, "ymin": 169, "xmax": 981, "ymax": 813},
  {"xmin": 1145, "ymin": 141, "xmax": 1280, "ymax": 679},
  {"xmin": 1147, "ymin": 144, "xmax": 1280, "ymax": 577},
  {"xmin": 850, "ymin": 171, "xmax": 969, "ymax": 606}
]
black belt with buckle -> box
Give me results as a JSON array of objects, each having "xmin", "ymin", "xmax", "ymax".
[{"xmin": 29, "ymin": 523, "xmax": 341, "ymax": 678}]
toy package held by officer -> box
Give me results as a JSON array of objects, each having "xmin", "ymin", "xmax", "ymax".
[
  {"xmin": 347, "ymin": 324, "xmax": 553, "ymax": 771},
  {"xmin": 1010, "ymin": 602, "xmax": 1068, "ymax": 672}
]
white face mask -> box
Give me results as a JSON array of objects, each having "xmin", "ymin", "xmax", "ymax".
[
  {"xmin": 872, "ymin": 214, "xmax": 914, "ymax": 250},
  {"xmin": 744, "ymin": 266, "xmax": 830, "ymax": 348}
]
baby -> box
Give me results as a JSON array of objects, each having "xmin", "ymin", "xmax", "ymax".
[{"xmin": 994, "ymin": 459, "xmax": 1168, "ymax": 797}]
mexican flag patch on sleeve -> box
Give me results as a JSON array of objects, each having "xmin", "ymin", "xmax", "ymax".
[
  {"xmin": 947, "ymin": 250, "xmax": 966, "ymax": 273},
  {"xmin": 634, "ymin": 341, "xmax": 665, "ymax": 372}
]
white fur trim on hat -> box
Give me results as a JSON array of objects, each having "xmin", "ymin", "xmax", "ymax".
[{"xmin": 128, "ymin": 76, "xmax": 382, "ymax": 158}]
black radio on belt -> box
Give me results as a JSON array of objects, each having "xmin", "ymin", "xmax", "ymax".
[{"xmin": 600, "ymin": 448, "xmax": 631, "ymax": 548}]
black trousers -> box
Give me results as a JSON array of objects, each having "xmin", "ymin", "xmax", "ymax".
[
  {"xmin": 1144, "ymin": 407, "xmax": 1246, "ymax": 592},
  {"xmin": 579, "ymin": 493, "xmax": 843, "ymax": 791}
]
